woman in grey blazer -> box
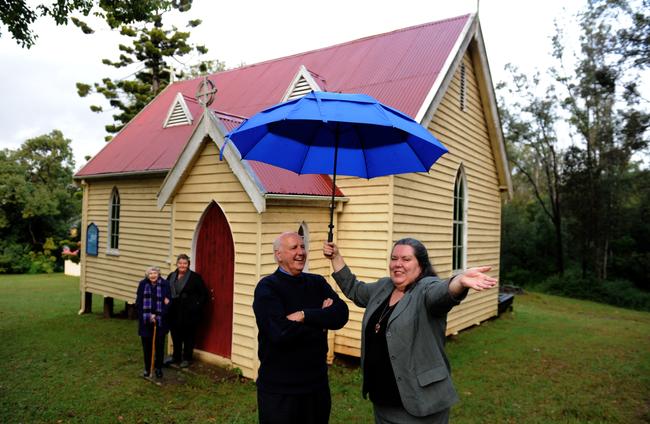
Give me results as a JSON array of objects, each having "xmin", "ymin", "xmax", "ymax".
[{"xmin": 323, "ymin": 238, "xmax": 496, "ymax": 423}]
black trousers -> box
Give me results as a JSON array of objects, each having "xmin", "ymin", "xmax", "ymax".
[
  {"xmin": 257, "ymin": 386, "xmax": 331, "ymax": 424},
  {"xmin": 141, "ymin": 334, "xmax": 165, "ymax": 372},
  {"xmin": 170, "ymin": 325, "xmax": 197, "ymax": 362}
]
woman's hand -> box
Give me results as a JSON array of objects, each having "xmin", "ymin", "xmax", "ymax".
[
  {"xmin": 449, "ymin": 266, "xmax": 497, "ymax": 297},
  {"xmin": 150, "ymin": 314, "xmax": 157, "ymax": 323},
  {"xmin": 322, "ymin": 242, "xmax": 338, "ymax": 259},
  {"xmin": 457, "ymin": 266, "xmax": 498, "ymax": 291},
  {"xmin": 323, "ymin": 242, "xmax": 346, "ymax": 272}
]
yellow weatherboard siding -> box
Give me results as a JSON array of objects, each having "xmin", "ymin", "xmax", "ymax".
[
  {"xmin": 329, "ymin": 175, "xmax": 393, "ymax": 357},
  {"xmin": 172, "ymin": 140, "xmax": 258, "ymax": 377},
  {"xmin": 426, "ymin": 51, "xmax": 501, "ymax": 334},
  {"xmin": 80, "ymin": 177, "xmax": 171, "ymax": 302}
]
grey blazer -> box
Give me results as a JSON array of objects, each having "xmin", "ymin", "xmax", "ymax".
[{"xmin": 332, "ymin": 265, "xmax": 468, "ymax": 417}]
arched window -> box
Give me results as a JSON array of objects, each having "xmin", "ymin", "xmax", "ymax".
[
  {"xmin": 452, "ymin": 167, "xmax": 467, "ymax": 272},
  {"xmin": 298, "ymin": 222, "xmax": 310, "ymax": 272},
  {"xmin": 109, "ymin": 188, "xmax": 120, "ymax": 251}
]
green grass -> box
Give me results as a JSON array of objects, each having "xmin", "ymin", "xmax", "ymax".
[{"xmin": 1, "ymin": 275, "xmax": 648, "ymax": 423}]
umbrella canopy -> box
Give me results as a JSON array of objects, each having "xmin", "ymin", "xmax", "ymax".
[{"xmin": 224, "ymin": 91, "xmax": 448, "ymax": 241}]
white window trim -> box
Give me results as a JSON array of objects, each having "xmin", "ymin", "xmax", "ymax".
[
  {"xmin": 452, "ymin": 167, "xmax": 468, "ymax": 272},
  {"xmin": 107, "ymin": 187, "xmax": 120, "ymax": 255}
]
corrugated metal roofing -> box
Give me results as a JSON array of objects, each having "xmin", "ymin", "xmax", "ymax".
[
  {"xmin": 76, "ymin": 14, "xmax": 470, "ymax": 196},
  {"xmin": 77, "ymin": 92, "xmax": 202, "ymax": 176},
  {"xmin": 212, "ymin": 110, "xmax": 342, "ymax": 196},
  {"xmin": 248, "ymin": 161, "xmax": 344, "ymax": 197}
]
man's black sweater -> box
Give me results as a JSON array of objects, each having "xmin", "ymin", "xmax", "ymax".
[{"xmin": 253, "ymin": 268, "xmax": 349, "ymax": 394}]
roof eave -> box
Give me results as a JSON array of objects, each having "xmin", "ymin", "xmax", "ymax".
[
  {"xmin": 265, "ymin": 193, "xmax": 349, "ymax": 202},
  {"xmin": 73, "ymin": 169, "xmax": 168, "ymax": 181},
  {"xmin": 415, "ymin": 13, "xmax": 512, "ymax": 199},
  {"xmin": 415, "ymin": 14, "xmax": 476, "ymax": 124},
  {"xmin": 470, "ymin": 20, "xmax": 513, "ymax": 198}
]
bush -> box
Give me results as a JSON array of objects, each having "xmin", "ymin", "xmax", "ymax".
[
  {"xmin": 26, "ymin": 237, "xmax": 57, "ymax": 274},
  {"xmin": 532, "ymin": 269, "xmax": 650, "ymax": 311},
  {"xmin": 0, "ymin": 242, "xmax": 32, "ymax": 273}
]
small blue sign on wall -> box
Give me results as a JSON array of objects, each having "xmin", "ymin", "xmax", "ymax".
[{"xmin": 86, "ymin": 223, "xmax": 99, "ymax": 256}]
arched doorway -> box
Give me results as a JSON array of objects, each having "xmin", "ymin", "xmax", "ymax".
[{"xmin": 194, "ymin": 201, "xmax": 234, "ymax": 358}]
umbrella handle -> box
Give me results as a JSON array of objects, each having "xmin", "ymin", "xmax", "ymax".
[{"xmin": 150, "ymin": 319, "xmax": 157, "ymax": 376}]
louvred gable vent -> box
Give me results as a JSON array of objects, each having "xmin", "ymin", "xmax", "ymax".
[
  {"xmin": 281, "ymin": 65, "xmax": 323, "ymax": 102},
  {"xmin": 163, "ymin": 93, "xmax": 193, "ymax": 128},
  {"xmin": 286, "ymin": 76, "xmax": 313, "ymax": 100}
]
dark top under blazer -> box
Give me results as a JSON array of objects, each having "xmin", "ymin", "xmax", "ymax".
[{"xmin": 332, "ymin": 265, "xmax": 468, "ymax": 417}]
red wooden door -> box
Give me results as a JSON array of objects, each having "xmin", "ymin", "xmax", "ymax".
[{"xmin": 194, "ymin": 202, "xmax": 234, "ymax": 358}]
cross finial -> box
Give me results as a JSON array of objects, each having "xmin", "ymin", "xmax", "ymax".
[{"xmin": 196, "ymin": 76, "xmax": 217, "ymax": 107}]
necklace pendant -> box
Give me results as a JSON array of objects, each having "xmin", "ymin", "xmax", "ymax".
[{"xmin": 374, "ymin": 323, "xmax": 381, "ymax": 333}]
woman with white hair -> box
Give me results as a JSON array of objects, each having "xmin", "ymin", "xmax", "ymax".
[{"xmin": 135, "ymin": 265, "xmax": 171, "ymax": 379}]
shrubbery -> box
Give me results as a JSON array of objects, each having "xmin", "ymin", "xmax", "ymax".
[{"xmin": 528, "ymin": 269, "xmax": 650, "ymax": 312}]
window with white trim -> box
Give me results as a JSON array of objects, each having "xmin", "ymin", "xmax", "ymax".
[
  {"xmin": 109, "ymin": 188, "xmax": 120, "ymax": 251},
  {"xmin": 452, "ymin": 168, "xmax": 467, "ymax": 271}
]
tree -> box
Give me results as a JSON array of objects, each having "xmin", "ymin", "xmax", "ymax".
[
  {"xmin": 76, "ymin": 1, "xmax": 209, "ymax": 140},
  {"xmin": 552, "ymin": 0, "xmax": 649, "ymax": 279},
  {"xmin": 0, "ymin": 0, "xmax": 184, "ymax": 49},
  {"xmin": 0, "ymin": 130, "xmax": 80, "ymax": 273},
  {"xmin": 498, "ymin": 0, "xmax": 649, "ymax": 290},
  {"xmin": 498, "ymin": 68, "xmax": 566, "ymax": 275},
  {"xmin": 617, "ymin": 0, "xmax": 650, "ymax": 69}
]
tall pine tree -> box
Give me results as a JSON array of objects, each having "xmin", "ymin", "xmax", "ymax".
[{"xmin": 76, "ymin": 1, "xmax": 209, "ymax": 140}]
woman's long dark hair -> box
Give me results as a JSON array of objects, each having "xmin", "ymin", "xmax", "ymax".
[{"xmin": 393, "ymin": 238, "xmax": 437, "ymax": 280}]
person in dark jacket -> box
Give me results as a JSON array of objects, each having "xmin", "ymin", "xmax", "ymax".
[
  {"xmin": 253, "ymin": 231, "xmax": 349, "ymax": 424},
  {"xmin": 167, "ymin": 253, "xmax": 208, "ymax": 368},
  {"xmin": 135, "ymin": 266, "xmax": 171, "ymax": 379}
]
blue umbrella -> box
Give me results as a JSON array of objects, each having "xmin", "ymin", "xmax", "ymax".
[{"xmin": 224, "ymin": 91, "xmax": 448, "ymax": 242}]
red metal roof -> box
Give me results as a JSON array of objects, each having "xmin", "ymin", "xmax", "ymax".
[
  {"xmin": 76, "ymin": 14, "xmax": 470, "ymax": 197},
  {"xmin": 213, "ymin": 110, "xmax": 344, "ymax": 196},
  {"xmin": 77, "ymin": 93, "xmax": 203, "ymax": 176},
  {"xmin": 248, "ymin": 161, "xmax": 345, "ymax": 197}
]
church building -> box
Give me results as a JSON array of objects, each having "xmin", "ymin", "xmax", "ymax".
[{"xmin": 74, "ymin": 13, "xmax": 511, "ymax": 379}]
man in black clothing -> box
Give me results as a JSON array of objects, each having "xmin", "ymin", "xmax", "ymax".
[{"xmin": 253, "ymin": 232, "xmax": 349, "ymax": 424}]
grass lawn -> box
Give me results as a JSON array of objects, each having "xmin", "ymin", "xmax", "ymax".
[{"xmin": 0, "ymin": 274, "xmax": 648, "ymax": 423}]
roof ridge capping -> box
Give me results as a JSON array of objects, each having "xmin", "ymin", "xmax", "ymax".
[{"xmin": 211, "ymin": 14, "xmax": 473, "ymax": 76}]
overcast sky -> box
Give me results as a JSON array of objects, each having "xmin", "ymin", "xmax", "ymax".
[{"xmin": 0, "ymin": 0, "xmax": 582, "ymax": 170}]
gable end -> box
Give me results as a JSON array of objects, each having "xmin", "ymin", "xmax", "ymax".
[
  {"xmin": 281, "ymin": 65, "xmax": 323, "ymax": 102},
  {"xmin": 163, "ymin": 93, "xmax": 193, "ymax": 128}
]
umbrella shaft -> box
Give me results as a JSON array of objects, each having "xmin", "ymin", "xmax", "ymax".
[{"xmin": 328, "ymin": 127, "xmax": 340, "ymax": 243}]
